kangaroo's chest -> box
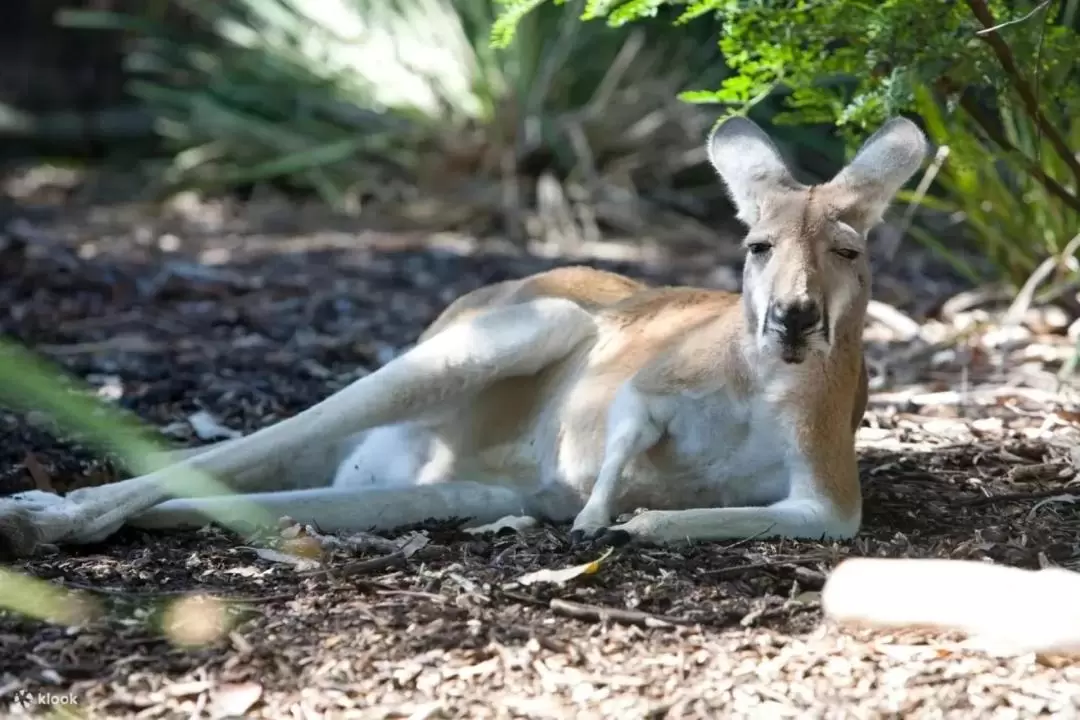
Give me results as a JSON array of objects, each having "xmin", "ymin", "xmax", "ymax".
[{"xmin": 616, "ymin": 391, "xmax": 795, "ymax": 511}]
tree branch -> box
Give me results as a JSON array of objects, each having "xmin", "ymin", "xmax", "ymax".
[
  {"xmin": 964, "ymin": 0, "xmax": 1080, "ymax": 188},
  {"xmin": 975, "ymin": 0, "xmax": 1052, "ymax": 36}
]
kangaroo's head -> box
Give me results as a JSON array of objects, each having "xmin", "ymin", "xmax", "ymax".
[{"xmin": 707, "ymin": 116, "xmax": 928, "ymax": 365}]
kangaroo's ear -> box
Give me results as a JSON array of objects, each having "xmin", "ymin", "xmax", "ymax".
[
  {"xmin": 826, "ymin": 117, "xmax": 929, "ymax": 232},
  {"xmin": 707, "ymin": 116, "xmax": 803, "ymax": 226}
]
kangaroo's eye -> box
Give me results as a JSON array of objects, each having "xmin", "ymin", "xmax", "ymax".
[
  {"xmin": 832, "ymin": 248, "xmax": 860, "ymax": 261},
  {"xmin": 747, "ymin": 242, "xmax": 773, "ymax": 256}
]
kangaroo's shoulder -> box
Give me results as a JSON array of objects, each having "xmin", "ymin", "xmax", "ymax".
[
  {"xmin": 419, "ymin": 266, "xmax": 649, "ymax": 341},
  {"xmin": 600, "ymin": 286, "xmax": 741, "ymax": 327}
]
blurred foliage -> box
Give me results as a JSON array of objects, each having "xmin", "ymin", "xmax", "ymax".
[
  {"xmin": 56, "ymin": 0, "xmax": 728, "ymax": 223},
  {"xmin": 899, "ymin": 85, "xmax": 1080, "ymax": 287},
  {"xmin": 495, "ymin": 0, "xmax": 1080, "ymax": 286},
  {"xmin": 0, "ymin": 338, "xmax": 276, "ymax": 538},
  {"xmin": 493, "ymin": 0, "xmax": 1080, "ymax": 133},
  {"xmin": 0, "ymin": 335, "xmax": 282, "ymax": 634}
]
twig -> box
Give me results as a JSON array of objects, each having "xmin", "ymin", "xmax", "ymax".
[
  {"xmin": 548, "ymin": 598, "xmax": 694, "ymax": 628},
  {"xmin": 960, "ymin": 486, "xmax": 1078, "ymax": 507},
  {"xmin": 374, "ymin": 589, "xmax": 448, "ymax": 603},
  {"xmin": 975, "ymin": 0, "xmax": 1053, "ymax": 35},
  {"xmin": 701, "ymin": 555, "xmax": 824, "ymax": 577},
  {"xmin": 965, "ymin": 0, "xmax": 1080, "ymax": 188},
  {"xmin": 497, "ymin": 589, "xmax": 549, "ymax": 607},
  {"xmin": 700, "ymin": 561, "xmax": 774, "ymax": 578},
  {"xmin": 1031, "ymin": 0, "xmax": 1053, "ymax": 165},
  {"xmin": 1003, "ymin": 232, "xmax": 1080, "ymax": 326},
  {"xmin": 887, "ymin": 143, "xmax": 950, "ymax": 260},
  {"xmin": 870, "ymin": 385, "xmax": 1064, "ymax": 407},
  {"xmin": 302, "ymin": 551, "xmax": 407, "ymax": 578},
  {"xmin": 716, "ymin": 525, "xmax": 774, "ymax": 552},
  {"xmin": 866, "ymin": 300, "xmax": 922, "ymax": 341},
  {"xmin": 57, "ymin": 582, "xmax": 294, "ymax": 603},
  {"xmin": 333, "ymin": 551, "xmax": 408, "ymax": 577}
]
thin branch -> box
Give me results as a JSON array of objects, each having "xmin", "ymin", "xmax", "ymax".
[
  {"xmin": 960, "ymin": 486, "xmax": 1077, "ymax": 507},
  {"xmin": 956, "ymin": 92, "xmax": 1080, "ymax": 214},
  {"xmin": 885, "ymin": 143, "xmax": 951, "ymax": 261},
  {"xmin": 965, "ymin": 0, "xmax": 1080, "ymax": 187},
  {"xmin": 300, "ymin": 551, "xmax": 407, "ymax": 578},
  {"xmin": 548, "ymin": 598, "xmax": 695, "ymax": 628},
  {"xmin": 975, "ymin": 0, "xmax": 1053, "ymax": 35},
  {"xmin": 1002, "ymin": 232, "xmax": 1080, "ymax": 325},
  {"xmin": 1031, "ymin": 0, "xmax": 1053, "ymax": 165}
]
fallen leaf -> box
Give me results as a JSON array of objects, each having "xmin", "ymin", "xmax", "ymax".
[
  {"xmin": 229, "ymin": 631, "xmax": 254, "ymax": 654},
  {"xmin": 244, "ymin": 546, "xmax": 321, "ymax": 571},
  {"xmin": 395, "ymin": 531, "xmax": 430, "ymax": 558},
  {"xmin": 515, "ymin": 547, "xmax": 614, "ymax": 587},
  {"xmin": 281, "ymin": 536, "xmax": 324, "ymax": 559},
  {"xmin": 163, "ymin": 680, "xmax": 212, "ymax": 698},
  {"xmin": 211, "ymin": 682, "xmax": 263, "ymax": 716},
  {"xmin": 188, "ymin": 410, "xmax": 242, "ymax": 441}
]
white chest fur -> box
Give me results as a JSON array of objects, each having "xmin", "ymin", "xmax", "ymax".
[{"xmin": 610, "ymin": 387, "xmax": 794, "ymax": 514}]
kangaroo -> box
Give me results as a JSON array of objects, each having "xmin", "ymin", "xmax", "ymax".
[{"xmin": 0, "ymin": 116, "xmax": 927, "ymax": 558}]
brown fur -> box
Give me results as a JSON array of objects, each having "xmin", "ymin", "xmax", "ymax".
[
  {"xmin": 422, "ymin": 246, "xmax": 868, "ymax": 516},
  {"xmin": 420, "ymin": 267, "xmax": 646, "ymax": 341}
]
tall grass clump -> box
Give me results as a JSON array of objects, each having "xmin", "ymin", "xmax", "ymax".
[{"xmin": 56, "ymin": 0, "xmax": 729, "ymax": 237}]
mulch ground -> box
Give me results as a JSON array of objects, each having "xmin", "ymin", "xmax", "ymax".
[{"xmin": 2, "ymin": 177, "xmax": 1080, "ymax": 718}]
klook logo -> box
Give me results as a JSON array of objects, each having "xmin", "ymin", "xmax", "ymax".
[{"xmin": 10, "ymin": 689, "xmax": 80, "ymax": 709}]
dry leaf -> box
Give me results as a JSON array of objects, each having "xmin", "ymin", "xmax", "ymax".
[
  {"xmin": 515, "ymin": 547, "xmax": 614, "ymax": 587},
  {"xmin": 394, "ymin": 531, "xmax": 430, "ymax": 558},
  {"xmin": 163, "ymin": 680, "xmax": 212, "ymax": 698},
  {"xmin": 211, "ymin": 682, "xmax": 263, "ymax": 716},
  {"xmin": 188, "ymin": 410, "xmax": 242, "ymax": 441},
  {"xmin": 281, "ymin": 536, "xmax": 324, "ymax": 559},
  {"xmin": 245, "ymin": 546, "xmax": 321, "ymax": 571}
]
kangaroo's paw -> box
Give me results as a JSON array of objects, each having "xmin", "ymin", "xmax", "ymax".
[{"xmin": 0, "ymin": 488, "xmax": 128, "ymax": 558}]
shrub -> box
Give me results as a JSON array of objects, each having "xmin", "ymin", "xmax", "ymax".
[
  {"xmin": 493, "ymin": 0, "xmax": 1080, "ymax": 285},
  {"xmin": 57, "ymin": 0, "xmax": 728, "ymax": 239}
]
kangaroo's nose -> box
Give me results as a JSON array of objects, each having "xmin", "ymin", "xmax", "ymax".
[{"xmin": 768, "ymin": 299, "xmax": 821, "ymax": 336}]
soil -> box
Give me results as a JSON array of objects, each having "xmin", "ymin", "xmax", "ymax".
[{"xmin": 2, "ymin": 174, "xmax": 1080, "ymax": 718}]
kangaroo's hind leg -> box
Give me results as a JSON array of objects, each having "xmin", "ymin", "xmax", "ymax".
[{"xmin": 0, "ymin": 298, "xmax": 598, "ymax": 555}]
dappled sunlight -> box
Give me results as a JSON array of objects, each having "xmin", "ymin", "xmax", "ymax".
[
  {"xmin": 161, "ymin": 594, "xmax": 233, "ymax": 648},
  {"xmin": 2, "ymin": 0, "xmax": 1080, "ymax": 715}
]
